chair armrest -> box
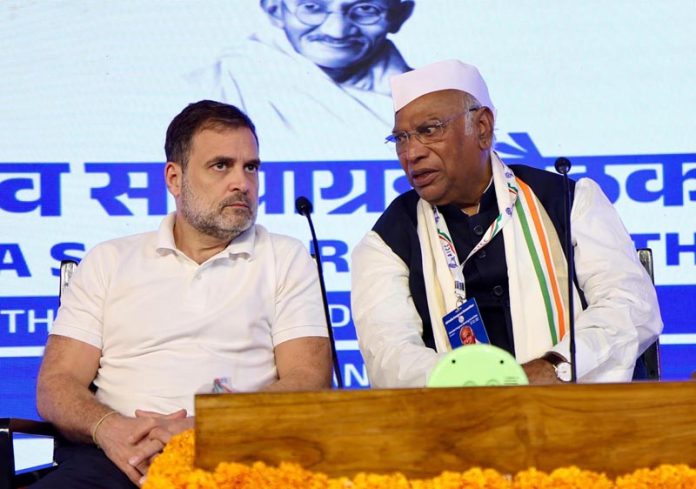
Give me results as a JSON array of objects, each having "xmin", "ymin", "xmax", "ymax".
[
  {"xmin": 4, "ymin": 419, "xmax": 57, "ymax": 438},
  {"xmin": 0, "ymin": 418, "xmax": 58, "ymax": 489}
]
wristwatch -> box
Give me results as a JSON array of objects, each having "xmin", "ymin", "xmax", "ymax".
[{"xmin": 542, "ymin": 352, "xmax": 572, "ymax": 383}]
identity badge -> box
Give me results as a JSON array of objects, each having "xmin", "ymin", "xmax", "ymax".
[{"xmin": 443, "ymin": 298, "xmax": 490, "ymax": 349}]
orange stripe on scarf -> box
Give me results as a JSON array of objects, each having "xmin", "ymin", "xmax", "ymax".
[{"xmin": 517, "ymin": 178, "xmax": 566, "ymax": 339}]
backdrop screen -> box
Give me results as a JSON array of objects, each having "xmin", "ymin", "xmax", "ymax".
[{"xmin": 2, "ymin": 1, "xmax": 695, "ymax": 420}]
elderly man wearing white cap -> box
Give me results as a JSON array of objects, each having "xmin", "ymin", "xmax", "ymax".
[{"xmin": 351, "ymin": 59, "xmax": 662, "ymax": 387}]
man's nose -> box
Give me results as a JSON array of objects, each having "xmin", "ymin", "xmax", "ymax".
[
  {"xmin": 319, "ymin": 11, "xmax": 359, "ymax": 38},
  {"xmin": 403, "ymin": 135, "xmax": 428, "ymax": 164},
  {"xmin": 226, "ymin": 167, "xmax": 249, "ymax": 193}
]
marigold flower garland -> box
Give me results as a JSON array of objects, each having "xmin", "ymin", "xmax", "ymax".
[{"xmin": 143, "ymin": 430, "xmax": 696, "ymax": 489}]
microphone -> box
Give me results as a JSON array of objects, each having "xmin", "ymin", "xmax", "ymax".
[
  {"xmin": 554, "ymin": 157, "xmax": 571, "ymax": 175},
  {"xmin": 295, "ymin": 196, "xmax": 344, "ymax": 388},
  {"xmin": 554, "ymin": 157, "xmax": 577, "ymax": 382},
  {"xmin": 295, "ymin": 196, "xmax": 312, "ymax": 216}
]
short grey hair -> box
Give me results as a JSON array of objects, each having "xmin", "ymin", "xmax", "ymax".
[{"xmin": 462, "ymin": 92, "xmax": 496, "ymax": 144}]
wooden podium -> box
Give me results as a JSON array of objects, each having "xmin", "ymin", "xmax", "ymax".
[{"xmin": 195, "ymin": 382, "xmax": 696, "ymax": 477}]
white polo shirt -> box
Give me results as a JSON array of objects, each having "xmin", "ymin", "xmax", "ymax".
[{"xmin": 51, "ymin": 214, "xmax": 328, "ymax": 415}]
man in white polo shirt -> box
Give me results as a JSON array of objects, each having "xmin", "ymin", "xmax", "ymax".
[{"xmin": 34, "ymin": 100, "xmax": 332, "ymax": 488}]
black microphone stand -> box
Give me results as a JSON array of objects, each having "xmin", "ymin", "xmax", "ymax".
[
  {"xmin": 296, "ymin": 197, "xmax": 344, "ymax": 388},
  {"xmin": 554, "ymin": 157, "xmax": 578, "ymax": 383}
]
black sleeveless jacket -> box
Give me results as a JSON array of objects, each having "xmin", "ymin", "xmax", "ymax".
[{"xmin": 372, "ymin": 164, "xmax": 577, "ymax": 356}]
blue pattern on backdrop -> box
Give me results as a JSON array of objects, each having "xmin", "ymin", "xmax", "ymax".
[{"xmin": 2, "ymin": 133, "xmax": 695, "ymax": 419}]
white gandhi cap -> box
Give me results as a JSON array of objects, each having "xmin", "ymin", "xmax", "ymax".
[{"xmin": 390, "ymin": 59, "xmax": 496, "ymax": 118}]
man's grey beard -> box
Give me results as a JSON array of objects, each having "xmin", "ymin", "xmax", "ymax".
[{"xmin": 180, "ymin": 179, "xmax": 257, "ymax": 242}]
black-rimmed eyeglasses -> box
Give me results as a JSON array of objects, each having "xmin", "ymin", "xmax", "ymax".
[{"xmin": 285, "ymin": 1, "xmax": 390, "ymax": 27}]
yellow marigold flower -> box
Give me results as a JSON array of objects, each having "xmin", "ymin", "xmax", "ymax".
[
  {"xmin": 514, "ymin": 466, "xmax": 612, "ymax": 489},
  {"xmin": 144, "ymin": 431, "xmax": 696, "ymax": 489},
  {"xmin": 513, "ymin": 467, "xmax": 548, "ymax": 489},
  {"xmin": 616, "ymin": 464, "xmax": 696, "ymax": 488}
]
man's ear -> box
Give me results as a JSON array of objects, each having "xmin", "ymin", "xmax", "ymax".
[
  {"xmin": 477, "ymin": 108, "xmax": 495, "ymax": 150},
  {"xmin": 260, "ymin": 0, "xmax": 285, "ymax": 28},
  {"xmin": 165, "ymin": 161, "xmax": 183, "ymax": 198},
  {"xmin": 387, "ymin": 1, "xmax": 415, "ymax": 34}
]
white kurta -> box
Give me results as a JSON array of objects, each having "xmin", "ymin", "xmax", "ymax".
[{"xmin": 351, "ymin": 177, "xmax": 663, "ymax": 387}]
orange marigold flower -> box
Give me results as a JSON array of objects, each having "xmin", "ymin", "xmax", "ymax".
[
  {"xmin": 616, "ymin": 464, "xmax": 696, "ymax": 488},
  {"xmin": 144, "ymin": 431, "xmax": 696, "ymax": 489}
]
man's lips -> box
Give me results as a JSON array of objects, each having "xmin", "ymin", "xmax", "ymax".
[
  {"xmin": 222, "ymin": 200, "xmax": 250, "ymax": 211},
  {"xmin": 410, "ymin": 169, "xmax": 437, "ymax": 188},
  {"xmin": 309, "ymin": 36, "xmax": 363, "ymax": 49}
]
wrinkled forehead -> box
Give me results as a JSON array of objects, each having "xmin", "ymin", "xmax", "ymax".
[{"xmin": 393, "ymin": 89, "xmax": 467, "ymax": 130}]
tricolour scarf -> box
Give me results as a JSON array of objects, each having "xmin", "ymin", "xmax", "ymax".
[{"xmin": 416, "ymin": 152, "xmax": 581, "ymax": 362}]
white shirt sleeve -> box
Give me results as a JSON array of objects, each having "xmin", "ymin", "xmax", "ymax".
[
  {"xmin": 549, "ymin": 178, "xmax": 663, "ymax": 381},
  {"xmin": 351, "ymin": 231, "xmax": 443, "ymax": 388},
  {"xmin": 270, "ymin": 235, "xmax": 329, "ymax": 346},
  {"xmin": 50, "ymin": 244, "xmax": 111, "ymax": 349}
]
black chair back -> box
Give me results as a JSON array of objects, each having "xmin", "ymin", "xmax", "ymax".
[{"xmin": 633, "ymin": 248, "xmax": 660, "ymax": 380}]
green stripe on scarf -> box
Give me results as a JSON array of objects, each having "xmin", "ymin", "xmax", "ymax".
[{"xmin": 514, "ymin": 199, "xmax": 558, "ymax": 344}]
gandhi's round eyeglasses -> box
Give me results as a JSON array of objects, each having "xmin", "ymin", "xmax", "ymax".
[
  {"xmin": 385, "ymin": 107, "xmax": 481, "ymax": 153},
  {"xmin": 287, "ymin": 2, "xmax": 390, "ymax": 26}
]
